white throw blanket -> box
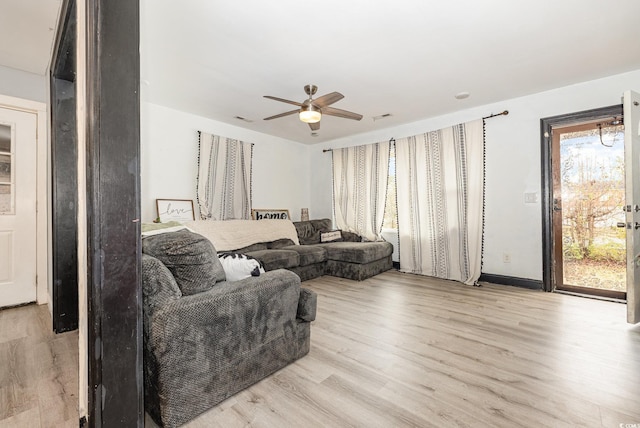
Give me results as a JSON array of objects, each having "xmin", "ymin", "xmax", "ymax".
[{"xmin": 185, "ymin": 219, "xmax": 300, "ymax": 252}]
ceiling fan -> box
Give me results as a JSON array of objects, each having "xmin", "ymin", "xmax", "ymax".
[{"xmin": 263, "ymin": 85, "xmax": 363, "ymax": 131}]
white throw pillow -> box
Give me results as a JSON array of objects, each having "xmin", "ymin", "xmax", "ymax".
[
  {"xmin": 320, "ymin": 230, "xmax": 342, "ymax": 242},
  {"xmin": 218, "ymin": 252, "xmax": 265, "ymax": 282}
]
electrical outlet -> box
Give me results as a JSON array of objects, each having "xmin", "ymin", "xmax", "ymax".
[{"xmin": 503, "ymin": 253, "xmax": 511, "ymax": 263}]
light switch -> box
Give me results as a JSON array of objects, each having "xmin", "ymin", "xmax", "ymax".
[{"xmin": 524, "ymin": 192, "xmax": 538, "ymax": 204}]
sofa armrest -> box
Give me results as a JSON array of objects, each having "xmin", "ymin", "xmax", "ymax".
[
  {"xmin": 148, "ymin": 269, "xmax": 302, "ymax": 355},
  {"xmin": 297, "ymin": 288, "xmax": 317, "ymax": 322},
  {"xmin": 142, "ymin": 254, "xmax": 182, "ymax": 314}
]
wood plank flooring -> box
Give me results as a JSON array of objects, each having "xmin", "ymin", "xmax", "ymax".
[
  {"xmin": 145, "ymin": 271, "xmax": 640, "ymax": 428},
  {"xmin": 0, "ymin": 304, "xmax": 78, "ymax": 427},
  {"xmin": 2, "ymin": 271, "xmax": 639, "ymax": 427}
]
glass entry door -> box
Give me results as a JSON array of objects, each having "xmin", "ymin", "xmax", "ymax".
[{"xmin": 552, "ymin": 120, "xmax": 626, "ymax": 299}]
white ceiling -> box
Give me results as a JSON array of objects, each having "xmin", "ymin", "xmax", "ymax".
[
  {"xmin": 0, "ymin": 0, "xmax": 61, "ymax": 75},
  {"xmin": 2, "ymin": 1, "xmax": 640, "ymax": 144},
  {"xmin": 140, "ymin": 0, "xmax": 640, "ymax": 143}
]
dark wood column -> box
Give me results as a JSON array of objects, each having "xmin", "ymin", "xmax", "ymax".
[
  {"xmin": 85, "ymin": 0, "xmax": 143, "ymax": 426},
  {"xmin": 50, "ymin": 0, "xmax": 79, "ymax": 334}
]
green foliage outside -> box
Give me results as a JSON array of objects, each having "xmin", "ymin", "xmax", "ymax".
[
  {"xmin": 588, "ymin": 242, "xmax": 625, "ymax": 263},
  {"xmin": 563, "ymin": 228, "xmax": 626, "ymax": 265}
]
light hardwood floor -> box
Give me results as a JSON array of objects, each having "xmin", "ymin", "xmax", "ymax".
[
  {"xmin": 0, "ymin": 304, "xmax": 78, "ymax": 427},
  {"xmin": 2, "ymin": 271, "xmax": 639, "ymax": 427},
  {"xmin": 148, "ymin": 271, "xmax": 640, "ymax": 428}
]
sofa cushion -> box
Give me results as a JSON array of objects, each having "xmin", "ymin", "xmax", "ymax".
[
  {"xmin": 283, "ymin": 245, "xmax": 326, "ymax": 266},
  {"xmin": 142, "ymin": 229, "xmax": 226, "ymax": 295},
  {"xmin": 235, "ymin": 242, "xmax": 268, "ymax": 253},
  {"xmin": 325, "ymin": 256, "xmax": 393, "ymax": 281},
  {"xmin": 316, "ymin": 241, "xmax": 393, "ymax": 264},
  {"xmin": 289, "ymin": 264, "xmax": 325, "ymax": 282},
  {"xmin": 267, "ymin": 238, "xmax": 296, "ymax": 249},
  {"xmin": 245, "ymin": 249, "xmax": 300, "ymax": 271}
]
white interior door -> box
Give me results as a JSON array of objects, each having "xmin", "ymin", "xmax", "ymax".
[
  {"xmin": 0, "ymin": 106, "xmax": 37, "ymax": 307},
  {"xmin": 624, "ymin": 90, "xmax": 640, "ymax": 324}
]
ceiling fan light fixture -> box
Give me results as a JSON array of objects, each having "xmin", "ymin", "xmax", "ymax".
[{"xmin": 299, "ymin": 105, "xmax": 321, "ymax": 123}]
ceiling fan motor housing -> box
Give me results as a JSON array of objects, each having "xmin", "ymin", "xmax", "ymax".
[{"xmin": 304, "ymin": 84, "xmax": 318, "ymax": 97}]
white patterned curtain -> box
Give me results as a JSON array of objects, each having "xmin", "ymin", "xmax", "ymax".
[
  {"xmin": 332, "ymin": 141, "xmax": 390, "ymax": 241},
  {"xmin": 196, "ymin": 131, "xmax": 252, "ymax": 220},
  {"xmin": 396, "ymin": 120, "xmax": 484, "ymax": 285}
]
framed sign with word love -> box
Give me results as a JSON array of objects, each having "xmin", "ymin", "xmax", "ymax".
[{"xmin": 156, "ymin": 199, "xmax": 195, "ymax": 223}]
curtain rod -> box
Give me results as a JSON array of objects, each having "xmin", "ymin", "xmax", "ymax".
[
  {"xmin": 323, "ymin": 137, "xmax": 394, "ymax": 153},
  {"xmin": 483, "ymin": 110, "xmax": 509, "ymax": 120},
  {"xmin": 323, "ymin": 111, "xmax": 507, "ymax": 152}
]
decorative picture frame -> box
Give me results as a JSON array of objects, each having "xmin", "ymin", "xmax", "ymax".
[
  {"xmin": 251, "ymin": 208, "xmax": 291, "ymax": 221},
  {"xmin": 156, "ymin": 199, "xmax": 195, "ymax": 223}
]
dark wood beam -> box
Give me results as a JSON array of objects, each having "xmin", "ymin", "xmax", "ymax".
[
  {"xmin": 50, "ymin": 0, "xmax": 79, "ymax": 333},
  {"xmin": 85, "ymin": 0, "xmax": 143, "ymax": 425}
]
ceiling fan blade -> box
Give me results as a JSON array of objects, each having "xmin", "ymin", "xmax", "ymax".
[
  {"xmin": 264, "ymin": 95, "xmax": 304, "ymax": 107},
  {"xmin": 322, "ymin": 106, "xmax": 363, "ymax": 121},
  {"xmin": 309, "ymin": 121, "xmax": 320, "ymax": 131},
  {"xmin": 311, "ymin": 92, "xmax": 344, "ymax": 108},
  {"xmin": 263, "ymin": 109, "xmax": 299, "ymax": 120}
]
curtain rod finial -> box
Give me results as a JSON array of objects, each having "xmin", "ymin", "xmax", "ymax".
[{"xmin": 483, "ymin": 110, "xmax": 509, "ymax": 120}]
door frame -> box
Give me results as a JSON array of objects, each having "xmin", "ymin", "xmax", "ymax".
[
  {"xmin": 541, "ymin": 104, "xmax": 624, "ymax": 293},
  {"xmin": 0, "ymin": 94, "xmax": 49, "ymax": 307}
]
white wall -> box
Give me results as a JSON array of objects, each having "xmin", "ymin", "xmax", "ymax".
[
  {"xmin": 141, "ymin": 102, "xmax": 311, "ymax": 222},
  {"xmin": 311, "ymin": 69, "xmax": 640, "ymax": 281},
  {"xmin": 0, "ymin": 65, "xmax": 47, "ymax": 103}
]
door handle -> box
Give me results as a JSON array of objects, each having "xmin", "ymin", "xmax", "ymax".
[
  {"xmin": 616, "ymin": 222, "xmax": 640, "ymax": 229},
  {"xmin": 553, "ymin": 198, "xmax": 561, "ymax": 212}
]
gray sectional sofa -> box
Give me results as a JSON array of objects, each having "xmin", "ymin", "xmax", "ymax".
[
  {"xmin": 140, "ymin": 218, "xmax": 392, "ymax": 427},
  {"xmin": 297, "ymin": 218, "xmax": 394, "ymax": 281},
  {"xmin": 142, "ymin": 230, "xmax": 317, "ymax": 427},
  {"xmin": 226, "ymin": 218, "xmax": 394, "ymax": 281}
]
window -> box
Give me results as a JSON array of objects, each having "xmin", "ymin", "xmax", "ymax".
[
  {"xmin": 382, "ymin": 143, "xmax": 397, "ymax": 229},
  {"xmin": 0, "ymin": 123, "xmax": 13, "ymax": 214}
]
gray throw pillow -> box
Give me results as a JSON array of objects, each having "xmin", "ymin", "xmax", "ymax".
[
  {"xmin": 295, "ymin": 222, "xmax": 321, "ymax": 245},
  {"xmin": 142, "ymin": 229, "xmax": 226, "ymax": 295},
  {"xmin": 341, "ymin": 231, "xmax": 362, "ymax": 242}
]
